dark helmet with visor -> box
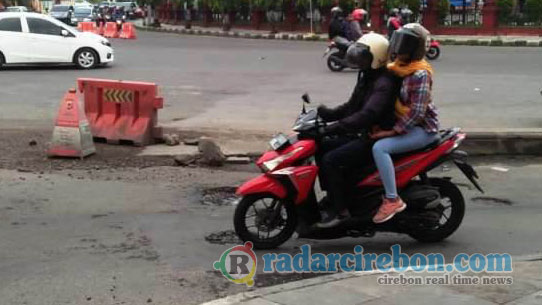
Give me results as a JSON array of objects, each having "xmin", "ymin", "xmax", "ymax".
[
  {"xmin": 331, "ymin": 6, "xmax": 343, "ymax": 19},
  {"xmin": 389, "ymin": 23, "xmax": 429, "ymax": 61}
]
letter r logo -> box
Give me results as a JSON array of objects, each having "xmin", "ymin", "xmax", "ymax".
[{"xmin": 229, "ymin": 255, "xmax": 250, "ymax": 275}]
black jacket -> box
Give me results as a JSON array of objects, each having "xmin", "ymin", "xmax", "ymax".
[
  {"xmin": 318, "ymin": 68, "xmax": 401, "ymax": 134},
  {"xmin": 328, "ymin": 18, "xmax": 346, "ymax": 40}
]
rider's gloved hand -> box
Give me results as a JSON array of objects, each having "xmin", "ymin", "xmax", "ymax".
[{"xmin": 317, "ymin": 105, "xmax": 334, "ymax": 122}]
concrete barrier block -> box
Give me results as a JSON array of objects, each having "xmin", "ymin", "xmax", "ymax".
[{"xmin": 490, "ymin": 39, "xmax": 504, "ymax": 46}]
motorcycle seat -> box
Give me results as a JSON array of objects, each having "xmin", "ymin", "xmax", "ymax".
[
  {"xmin": 390, "ymin": 128, "xmax": 460, "ymax": 159},
  {"xmin": 346, "ymin": 128, "xmax": 461, "ymax": 182}
]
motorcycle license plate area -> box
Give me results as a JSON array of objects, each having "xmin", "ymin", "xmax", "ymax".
[{"xmin": 269, "ymin": 133, "xmax": 289, "ymax": 151}]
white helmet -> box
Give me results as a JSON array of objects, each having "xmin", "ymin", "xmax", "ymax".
[{"xmin": 346, "ymin": 32, "xmax": 390, "ymax": 70}]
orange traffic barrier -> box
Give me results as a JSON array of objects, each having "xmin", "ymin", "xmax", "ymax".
[
  {"xmin": 119, "ymin": 22, "xmax": 137, "ymax": 39},
  {"xmin": 48, "ymin": 89, "xmax": 96, "ymax": 158},
  {"xmin": 103, "ymin": 22, "xmax": 119, "ymax": 38},
  {"xmin": 95, "ymin": 23, "xmax": 105, "ymax": 36},
  {"xmin": 78, "ymin": 22, "xmax": 96, "ymax": 33},
  {"xmin": 77, "ymin": 78, "xmax": 164, "ymax": 146}
]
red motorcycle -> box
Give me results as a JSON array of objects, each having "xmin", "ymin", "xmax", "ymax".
[
  {"xmin": 426, "ymin": 39, "xmax": 441, "ymax": 60},
  {"xmin": 234, "ymin": 94, "xmax": 482, "ymax": 249}
]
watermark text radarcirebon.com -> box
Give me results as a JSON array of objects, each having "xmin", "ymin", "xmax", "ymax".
[{"xmin": 261, "ymin": 245, "xmax": 513, "ymax": 274}]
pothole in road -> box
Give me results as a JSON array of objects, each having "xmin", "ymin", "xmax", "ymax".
[
  {"xmin": 471, "ymin": 196, "xmax": 514, "ymax": 206},
  {"xmin": 201, "ymin": 187, "xmax": 239, "ymax": 206},
  {"xmin": 205, "ymin": 230, "xmax": 241, "ymax": 245}
]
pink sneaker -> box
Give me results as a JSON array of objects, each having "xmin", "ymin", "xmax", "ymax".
[{"xmin": 373, "ymin": 197, "xmax": 407, "ymax": 224}]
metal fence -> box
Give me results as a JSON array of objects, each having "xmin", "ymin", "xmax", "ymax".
[{"xmin": 441, "ymin": 1, "xmax": 483, "ymax": 26}]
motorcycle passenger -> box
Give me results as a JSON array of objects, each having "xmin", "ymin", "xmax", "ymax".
[
  {"xmin": 399, "ymin": 8, "xmax": 413, "ymax": 25},
  {"xmin": 315, "ymin": 33, "xmax": 402, "ymax": 229},
  {"xmin": 328, "ymin": 6, "xmax": 347, "ymax": 40},
  {"xmin": 346, "ymin": 8, "xmax": 366, "ymax": 41},
  {"xmin": 387, "ymin": 8, "xmax": 401, "ymax": 39},
  {"xmin": 370, "ymin": 24, "xmax": 440, "ymax": 224}
]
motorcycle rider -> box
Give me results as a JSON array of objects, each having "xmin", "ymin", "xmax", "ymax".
[
  {"xmin": 387, "ymin": 8, "xmax": 402, "ymax": 39},
  {"xmin": 399, "ymin": 8, "xmax": 413, "ymax": 25},
  {"xmin": 315, "ymin": 33, "xmax": 402, "ymax": 228},
  {"xmin": 370, "ymin": 24, "xmax": 440, "ymax": 224},
  {"xmin": 328, "ymin": 6, "xmax": 347, "ymax": 40},
  {"xmin": 346, "ymin": 8, "xmax": 366, "ymax": 41}
]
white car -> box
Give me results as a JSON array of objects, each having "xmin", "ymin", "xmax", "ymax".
[
  {"xmin": 0, "ymin": 12, "xmax": 113, "ymax": 69},
  {"xmin": 5, "ymin": 6, "xmax": 29, "ymax": 13}
]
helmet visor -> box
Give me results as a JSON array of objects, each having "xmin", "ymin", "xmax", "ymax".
[
  {"xmin": 389, "ymin": 29, "xmax": 420, "ymax": 60},
  {"xmin": 346, "ymin": 42, "xmax": 372, "ymax": 69}
]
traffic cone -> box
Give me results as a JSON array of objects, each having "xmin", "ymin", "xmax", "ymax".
[{"xmin": 47, "ymin": 89, "xmax": 96, "ymax": 158}]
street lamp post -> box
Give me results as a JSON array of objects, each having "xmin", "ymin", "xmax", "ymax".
[{"xmin": 309, "ymin": 0, "xmax": 313, "ymax": 34}]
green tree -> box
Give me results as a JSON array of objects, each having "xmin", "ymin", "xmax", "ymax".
[
  {"xmin": 208, "ymin": 0, "xmax": 242, "ymax": 30},
  {"xmin": 251, "ymin": 0, "xmax": 280, "ymax": 10},
  {"xmin": 436, "ymin": 0, "xmax": 450, "ymax": 24},
  {"xmin": 496, "ymin": 0, "xmax": 514, "ymax": 24},
  {"xmin": 385, "ymin": 0, "xmax": 421, "ymax": 16},
  {"xmin": 525, "ymin": 0, "xmax": 542, "ymax": 25}
]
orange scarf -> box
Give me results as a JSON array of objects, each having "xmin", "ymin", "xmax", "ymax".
[
  {"xmin": 388, "ymin": 60, "xmax": 434, "ymax": 118},
  {"xmin": 387, "ymin": 59, "xmax": 434, "ymax": 78}
]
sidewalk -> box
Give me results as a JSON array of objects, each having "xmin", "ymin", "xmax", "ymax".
[
  {"xmin": 201, "ymin": 259, "xmax": 542, "ymax": 305},
  {"xmin": 135, "ymin": 20, "xmax": 542, "ymax": 47}
]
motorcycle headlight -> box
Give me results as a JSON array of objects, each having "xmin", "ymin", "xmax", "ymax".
[{"xmin": 261, "ymin": 147, "xmax": 303, "ymax": 172}]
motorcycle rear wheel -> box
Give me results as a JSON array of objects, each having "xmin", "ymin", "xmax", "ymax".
[
  {"xmin": 327, "ymin": 52, "xmax": 345, "ymax": 72},
  {"xmin": 408, "ymin": 178, "xmax": 465, "ymax": 243},
  {"xmin": 234, "ymin": 194, "xmax": 297, "ymax": 250},
  {"xmin": 426, "ymin": 46, "xmax": 440, "ymax": 60}
]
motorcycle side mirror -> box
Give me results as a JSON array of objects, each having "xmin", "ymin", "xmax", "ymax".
[
  {"xmin": 302, "ymin": 93, "xmax": 311, "ymax": 104},
  {"xmin": 301, "ymin": 93, "xmax": 311, "ymax": 114}
]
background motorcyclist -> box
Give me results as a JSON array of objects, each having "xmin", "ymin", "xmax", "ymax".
[
  {"xmin": 346, "ymin": 8, "xmax": 367, "ymax": 41},
  {"xmin": 387, "ymin": 8, "xmax": 402, "ymax": 39},
  {"xmin": 399, "ymin": 7, "xmax": 413, "ymax": 25},
  {"xmin": 328, "ymin": 6, "xmax": 347, "ymax": 40},
  {"xmin": 315, "ymin": 33, "xmax": 402, "ymax": 228}
]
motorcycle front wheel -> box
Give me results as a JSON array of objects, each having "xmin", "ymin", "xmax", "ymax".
[
  {"xmin": 426, "ymin": 46, "xmax": 440, "ymax": 60},
  {"xmin": 408, "ymin": 178, "xmax": 465, "ymax": 243},
  {"xmin": 234, "ymin": 194, "xmax": 297, "ymax": 249},
  {"xmin": 327, "ymin": 51, "xmax": 345, "ymax": 72}
]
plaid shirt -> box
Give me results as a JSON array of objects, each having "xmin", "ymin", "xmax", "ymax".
[{"xmin": 394, "ymin": 70, "xmax": 440, "ymax": 134}]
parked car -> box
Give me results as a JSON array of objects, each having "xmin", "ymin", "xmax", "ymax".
[
  {"xmin": 5, "ymin": 6, "xmax": 29, "ymax": 13},
  {"xmin": 0, "ymin": 12, "xmax": 114, "ymax": 69},
  {"xmin": 50, "ymin": 5, "xmax": 74, "ymax": 25},
  {"xmin": 71, "ymin": 6, "xmax": 96, "ymax": 25}
]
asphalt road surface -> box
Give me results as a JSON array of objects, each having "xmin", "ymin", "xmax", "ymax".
[
  {"xmin": 1, "ymin": 32, "xmax": 542, "ymax": 305},
  {"xmin": 1, "ymin": 31, "xmax": 541, "ymax": 132},
  {"xmin": 0, "ymin": 156, "xmax": 541, "ymax": 304}
]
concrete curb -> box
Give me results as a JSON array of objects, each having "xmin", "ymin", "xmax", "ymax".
[
  {"xmin": 136, "ymin": 25, "xmax": 328, "ymax": 42},
  {"xmin": 200, "ymin": 270, "xmax": 383, "ymax": 305},
  {"xmin": 462, "ymin": 129, "xmax": 542, "ymax": 155},
  {"xmin": 136, "ymin": 25, "xmax": 542, "ymax": 47}
]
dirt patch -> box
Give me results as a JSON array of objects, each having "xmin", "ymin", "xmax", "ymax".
[
  {"xmin": 253, "ymin": 272, "xmax": 330, "ymax": 288},
  {"xmin": 205, "ymin": 230, "xmax": 241, "ymax": 245},
  {"xmin": 0, "ymin": 129, "xmax": 173, "ymax": 172},
  {"xmin": 201, "ymin": 187, "xmax": 239, "ymax": 206},
  {"xmin": 471, "ymin": 196, "xmax": 514, "ymax": 206}
]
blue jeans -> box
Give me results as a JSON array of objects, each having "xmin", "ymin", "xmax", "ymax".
[{"xmin": 372, "ymin": 127, "xmax": 440, "ymax": 199}]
